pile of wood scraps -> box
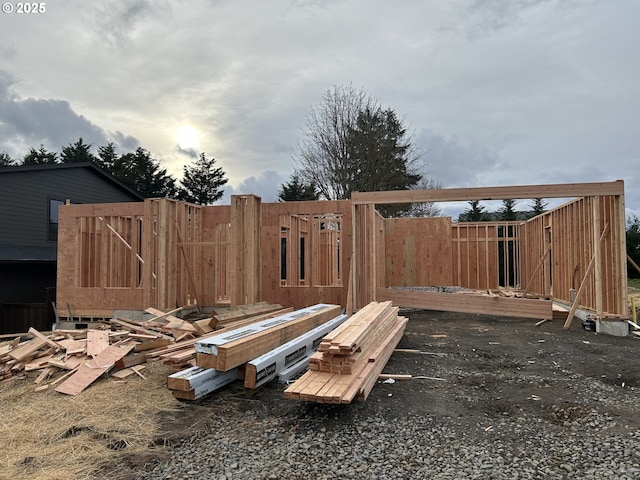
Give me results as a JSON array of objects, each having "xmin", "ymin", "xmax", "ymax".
[
  {"xmin": 284, "ymin": 301, "xmax": 408, "ymax": 404},
  {"xmin": 0, "ymin": 302, "xmax": 286, "ymax": 395},
  {"xmin": 0, "ymin": 326, "xmax": 138, "ymax": 394}
]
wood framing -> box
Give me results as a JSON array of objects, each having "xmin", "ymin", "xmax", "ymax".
[{"xmin": 56, "ymin": 180, "xmax": 628, "ymax": 322}]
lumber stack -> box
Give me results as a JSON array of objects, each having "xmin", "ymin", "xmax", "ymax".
[
  {"xmin": 165, "ymin": 304, "xmax": 343, "ymax": 400},
  {"xmin": 284, "ymin": 301, "xmax": 408, "ymax": 404},
  {"xmin": 194, "ymin": 304, "xmax": 341, "ymax": 371}
]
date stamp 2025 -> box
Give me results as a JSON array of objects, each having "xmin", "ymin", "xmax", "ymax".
[{"xmin": 2, "ymin": 2, "xmax": 46, "ymax": 14}]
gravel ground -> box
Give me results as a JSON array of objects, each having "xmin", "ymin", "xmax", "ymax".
[
  {"xmin": 125, "ymin": 310, "xmax": 640, "ymax": 480},
  {"xmin": 138, "ymin": 408, "xmax": 640, "ymax": 480}
]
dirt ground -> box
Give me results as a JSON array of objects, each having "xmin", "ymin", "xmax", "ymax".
[{"xmin": 107, "ymin": 309, "xmax": 639, "ymax": 479}]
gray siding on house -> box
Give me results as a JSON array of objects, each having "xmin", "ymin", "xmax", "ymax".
[
  {"xmin": 0, "ymin": 164, "xmax": 143, "ymax": 333},
  {"xmin": 0, "ymin": 164, "xmax": 141, "ymax": 246}
]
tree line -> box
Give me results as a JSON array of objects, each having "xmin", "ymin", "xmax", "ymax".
[
  {"xmin": 457, "ymin": 198, "xmax": 548, "ymax": 222},
  {"xmin": 0, "ymin": 139, "xmax": 228, "ymax": 205}
]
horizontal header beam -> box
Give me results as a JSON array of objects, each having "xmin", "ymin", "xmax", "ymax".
[{"xmin": 351, "ymin": 180, "xmax": 624, "ymax": 205}]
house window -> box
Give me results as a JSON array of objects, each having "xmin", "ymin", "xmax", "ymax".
[
  {"xmin": 48, "ymin": 199, "xmax": 64, "ymax": 241},
  {"xmin": 279, "ymin": 213, "xmax": 342, "ymax": 287}
]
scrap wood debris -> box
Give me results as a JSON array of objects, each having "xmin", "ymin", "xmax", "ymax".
[{"xmin": 0, "ymin": 302, "xmax": 285, "ymax": 395}]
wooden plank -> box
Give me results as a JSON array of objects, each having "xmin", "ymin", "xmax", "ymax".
[
  {"xmin": 212, "ymin": 302, "xmax": 282, "ymax": 326},
  {"xmin": 351, "ymin": 180, "xmax": 625, "ymax": 204},
  {"xmin": 355, "ymin": 316, "xmax": 408, "ymax": 402},
  {"xmin": 134, "ymin": 338, "xmax": 172, "ymax": 352},
  {"xmin": 86, "ymin": 330, "xmax": 110, "ymax": 356},
  {"xmin": 54, "ymin": 344, "xmax": 134, "ymax": 395},
  {"xmin": 193, "ymin": 318, "xmax": 214, "ymax": 335},
  {"xmin": 27, "ymin": 328, "xmax": 62, "ymax": 351},
  {"xmin": 111, "ymin": 365, "xmax": 147, "ymax": 379},
  {"xmin": 8, "ymin": 337, "xmax": 47, "ymax": 362},
  {"xmin": 377, "ymin": 288, "xmax": 552, "ymax": 320},
  {"xmin": 110, "ymin": 318, "xmax": 173, "ymax": 341},
  {"xmin": 214, "ymin": 308, "xmax": 295, "ymax": 331},
  {"xmin": 114, "ymin": 352, "xmax": 147, "ymax": 370}
]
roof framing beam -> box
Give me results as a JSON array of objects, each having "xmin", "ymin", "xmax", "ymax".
[{"xmin": 350, "ymin": 180, "xmax": 624, "ymax": 205}]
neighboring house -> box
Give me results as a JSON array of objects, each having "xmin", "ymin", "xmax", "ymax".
[{"xmin": 0, "ymin": 163, "xmax": 143, "ymax": 333}]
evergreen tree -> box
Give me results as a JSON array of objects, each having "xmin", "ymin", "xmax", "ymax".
[
  {"xmin": 0, "ymin": 152, "xmax": 15, "ymax": 167},
  {"xmin": 179, "ymin": 152, "xmax": 228, "ymax": 205},
  {"xmin": 60, "ymin": 138, "xmax": 95, "ymax": 163},
  {"xmin": 112, "ymin": 147, "xmax": 177, "ymax": 198},
  {"xmin": 459, "ymin": 200, "xmax": 487, "ymax": 222},
  {"xmin": 628, "ymin": 215, "xmax": 640, "ymax": 278},
  {"xmin": 278, "ymin": 174, "xmax": 319, "ymax": 201},
  {"xmin": 528, "ymin": 198, "xmax": 548, "ymax": 218},
  {"xmin": 294, "ymin": 85, "xmax": 426, "ymax": 204},
  {"xmin": 95, "ymin": 143, "xmax": 119, "ymax": 172},
  {"xmin": 23, "ymin": 145, "xmax": 58, "ymax": 165},
  {"xmin": 500, "ymin": 199, "xmax": 518, "ymax": 221}
]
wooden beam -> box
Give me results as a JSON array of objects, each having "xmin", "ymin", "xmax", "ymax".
[
  {"xmin": 377, "ymin": 288, "xmax": 552, "ymax": 320},
  {"xmin": 351, "ymin": 180, "xmax": 624, "ymax": 205}
]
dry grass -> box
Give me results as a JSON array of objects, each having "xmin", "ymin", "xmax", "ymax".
[{"xmin": 0, "ymin": 362, "xmax": 180, "ymax": 480}]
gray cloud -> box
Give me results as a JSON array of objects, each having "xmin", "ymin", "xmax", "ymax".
[
  {"xmin": 416, "ymin": 130, "xmax": 500, "ymax": 188},
  {"xmin": 175, "ymin": 145, "xmax": 198, "ymax": 159},
  {"xmin": 220, "ymin": 170, "xmax": 287, "ymax": 204},
  {"xmin": 0, "ymin": 72, "xmax": 139, "ymax": 157}
]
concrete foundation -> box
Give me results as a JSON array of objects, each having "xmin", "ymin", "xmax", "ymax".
[{"xmin": 596, "ymin": 320, "xmax": 629, "ymax": 337}]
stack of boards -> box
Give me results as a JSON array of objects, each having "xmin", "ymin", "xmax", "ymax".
[
  {"xmin": 167, "ymin": 304, "xmax": 344, "ymax": 400},
  {"xmin": 284, "ymin": 301, "xmax": 407, "ymax": 404}
]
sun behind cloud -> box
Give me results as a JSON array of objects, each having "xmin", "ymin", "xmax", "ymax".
[{"xmin": 176, "ymin": 125, "xmax": 200, "ymax": 150}]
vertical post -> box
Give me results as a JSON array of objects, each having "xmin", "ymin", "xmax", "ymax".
[
  {"xmin": 143, "ymin": 199, "xmax": 156, "ymax": 308},
  {"xmin": 351, "ymin": 202, "xmax": 357, "ymax": 312},
  {"xmin": 616, "ymin": 193, "xmax": 629, "ymax": 317},
  {"xmin": 230, "ymin": 195, "xmax": 261, "ymax": 306},
  {"xmin": 593, "ymin": 196, "xmax": 603, "ymax": 316},
  {"xmin": 370, "ymin": 204, "xmax": 376, "ymax": 303}
]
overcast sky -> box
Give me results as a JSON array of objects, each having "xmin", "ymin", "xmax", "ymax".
[{"xmin": 1, "ymin": 0, "xmax": 638, "ymax": 218}]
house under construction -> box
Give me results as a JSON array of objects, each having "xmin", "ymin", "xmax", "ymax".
[{"xmin": 55, "ymin": 180, "xmax": 629, "ymax": 329}]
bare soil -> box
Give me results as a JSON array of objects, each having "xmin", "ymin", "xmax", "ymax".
[{"xmin": 111, "ymin": 310, "xmax": 640, "ymax": 478}]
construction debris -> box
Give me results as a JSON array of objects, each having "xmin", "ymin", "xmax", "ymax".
[{"xmin": 0, "ymin": 302, "xmax": 286, "ymax": 394}]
